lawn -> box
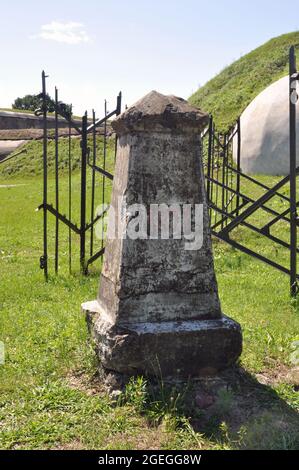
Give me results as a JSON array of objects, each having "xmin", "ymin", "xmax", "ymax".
[{"xmin": 0, "ymin": 154, "xmax": 299, "ymax": 449}]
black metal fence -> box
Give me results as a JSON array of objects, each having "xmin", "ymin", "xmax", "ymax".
[
  {"xmin": 37, "ymin": 71, "xmax": 121, "ymax": 280},
  {"xmin": 202, "ymin": 46, "xmax": 299, "ymax": 296},
  {"xmin": 203, "ymin": 117, "xmax": 242, "ymax": 230}
]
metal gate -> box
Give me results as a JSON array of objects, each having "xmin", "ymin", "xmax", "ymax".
[
  {"xmin": 202, "ymin": 46, "xmax": 299, "ymax": 296},
  {"xmin": 37, "ymin": 71, "xmax": 121, "ymax": 280}
]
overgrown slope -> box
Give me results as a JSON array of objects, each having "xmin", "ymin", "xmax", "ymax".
[
  {"xmin": 189, "ymin": 31, "xmax": 299, "ymax": 130},
  {"xmin": 0, "ymin": 136, "xmax": 115, "ymax": 178}
]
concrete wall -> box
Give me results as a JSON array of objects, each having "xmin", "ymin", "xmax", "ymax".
[
  {"xmin": 0, "ymin": 140, "xmax": 25, "ymax": 159},
  {"xmin": 0, "ymin": 110, "xmax": 82, "ymax": 130}
]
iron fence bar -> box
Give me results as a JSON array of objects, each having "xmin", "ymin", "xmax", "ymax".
[
  {"xmin": 214, "ymin": 133, "xmax": 220, "ymax": 226},
  {"xmin": 102, "ymin": 100, "xmax": 107, "ymax": 252},
  {"xmin": 210, "ymin": 201, "xmax": 299, "ymax": 253},
  {"xmin": 85, "ymin": 205, "xmax": 110, "ymax": 232},
  {"xmin": 87, "ymin": 109, "xmax": 116, "ymax": 134},
  {"xmin": 87, "ymin": 163, "xmax": 114, "ymax": 181},
  {"xmin": 90, "ymin": 109, "xmax": 97, "ymax": 257},
  {"xmin": 116, "ymin": 91, "xmax": 122, "ymax": 116},
  {"xmin": 211, "ymin": 123, "xmax": 216, "ymax": 225},
  {"xmin": 210, "ymin": 199, "xmax": 249, "ymax": 230},
  {"xmin": 236, "ymin": 118, "xmax": 241, "ymax": 216},
  {"xmin": 86, "ymin": 247, "xmax": 105, "ymax": 269},
  {"xmin": 44, "ymin": 97, "xmax": 82, "ymax": 135},
  {"xmin": 114, "ymin": 92, "xmax": 122, "ymax": 164},
  {"xmin": 225, "ymin": 134, "xmax": 230, "ymax": 224},
  {"xmin": 38, "ymin": 203, "xmax": 80, "ymax": 234},
  {"xmin": 211, "ymin": 131, "xmax": 226, "ymax": 151},
  {"xmin": 228, "ymin": 135, "xmax": 234, "ymax": 214},
  {"xmin": 80, "ymin": 113, "xmax": 88, "ymax": 274},
  {"xmin": 261, "ymin": 202, "xmax": 299, "ymax": 233},
  {"xmin": 41, "ymin": 71, "xmax": 48, "ymax": 281},
  {"xmin": 54, "ymin": 87, "xmax": 59, "ymax": 274},
  {"xmin": 220, "ymin": 170, "xmax": 299, "ymax": 236},
  {"xmin": 201, "ymin": 126, "xmax": 210, "ymax": 139},
  {"xmin": 212, "ymin": 230, "xmax": 299, "ymax": 279},
  {"xmin": 289, "ymin": 46, "xmax": 298, "ymax": 296},
  {"xmin": 226, "ymin": 164, "xmax": 291, "ymax": 203},
  {"xmin": 206, "ymin": 117, "xmax": 213, "ymax": 220},
  {"xmin": 210, "ymin": 192, "xmax": 241, "ymax": 227},
  {"xmin": 206, "ymin": 175, "xmax": 293, "ymax": 224},
  {"xmin": 86, "ymin": 92, "xmax": 122, "ymax": 134},
  {"xmin": 225, "ymin": 125, "xmax": 238, "ymax": 144},
  {"xmin": 221, "ymin": 134, "xmax": 226, "ymax": 230},
  {"xmin": 68, "ymin": 115, "xmax": 72, "ymax": 274}
]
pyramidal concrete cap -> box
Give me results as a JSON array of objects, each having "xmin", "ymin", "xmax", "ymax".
[{"xmin": 112, "ymin": 90, "xmax": 209, "ymax": 134}]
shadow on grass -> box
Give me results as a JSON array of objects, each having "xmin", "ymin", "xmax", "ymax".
[
  {"xmin": 184, "ymin": 367, "xmax": 299, "ymax": 450},
  {"xmin": 121, "ymin": 366, "xmax": 299, "ymax": 450}
]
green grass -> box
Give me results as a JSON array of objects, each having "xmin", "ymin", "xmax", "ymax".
[
  {"xmin": 0, "ymin": 165, "xmax": 299, "ymax": 449},
  {"xmin": 0, "ymin": 135, "xmax": 115, "ymax": 178},
  {"xmin": 189, "ymin": 31, "xmax": 299, "ymax": 130}
]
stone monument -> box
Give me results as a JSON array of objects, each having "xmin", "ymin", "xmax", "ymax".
[{"xmin": 82, "ymin": 91, "xmax": 242, "ymax": 380}]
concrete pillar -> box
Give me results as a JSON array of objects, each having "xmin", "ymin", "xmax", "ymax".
[{"xmin": 82, "ymin": 91, "xmax": 242, "ymax": 380}]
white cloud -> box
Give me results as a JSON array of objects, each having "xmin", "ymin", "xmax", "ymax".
[{"xmin": 35, "ymin": 21, "xmax": 91, "ymax": 45}]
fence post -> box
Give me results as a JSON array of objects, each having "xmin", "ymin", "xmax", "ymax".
[
  {"xmin": 289, "ymin": 46, "xmax": 298, "ymax": 297},
  {"xmin": 207, "ymin": 116, "xmax": 213, "ymax": 207},
  {"xmin": 80, "ymin": 113, "xmax": 88, "ymax": 274},
  {"xmin": 236, "ymin": 117, "xmax": 241, "ymax": 216},
  {"xmin": 42, "ymin": 71, "xmax": 48, "ymax": 281},
  {"xmin": 54, "ymin": 87, "xmax": 59, "ymax": 274}
]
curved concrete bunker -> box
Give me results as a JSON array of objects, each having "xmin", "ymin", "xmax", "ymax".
[
  {"xmin": 233, "ymin": 76, "xmax": 299, "ymax": 175},
  {"xmin": 82, "ymin": 91, "xmax": 242, "ymax": 380}
]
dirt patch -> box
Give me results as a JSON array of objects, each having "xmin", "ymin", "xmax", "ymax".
[
  {"xmin": 54, "ymin": 440, "xmax": 85, "ymax": 450},
  {"xmin": 66, "ymin": 371, "xmax": 107, "ymax": 397},
  {"xmin": 256, "ymin": 365, "xmax": 299, "ymax": 387}
]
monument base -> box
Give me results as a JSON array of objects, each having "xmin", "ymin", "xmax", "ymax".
[{"xmin": 82, "ymin": 301, "xmax": 242, "ymax": 379}]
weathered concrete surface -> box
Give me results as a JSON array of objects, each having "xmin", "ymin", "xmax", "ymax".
[
  {"xmin": 83, "ymin": 91, "xmax": 242, "ymax": 380},
  {"xmin": 0, "ymin": 110, "xmax": 82, "ymax": 130},
  {"xmin": 233, "ymin": 76, "xmax": 299, "ymax": 175},
  {"xmin": 84, "ymin": 300, "xmax": 241, "ymax": 377},
  {"xmin": 0, "ymin": 140, "xmax": 25, "ymax": 159}
]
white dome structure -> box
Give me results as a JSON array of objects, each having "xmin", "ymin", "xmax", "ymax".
[{"xmin": 234, "ymin": 76, "xmax": 299, "ymax": 175}]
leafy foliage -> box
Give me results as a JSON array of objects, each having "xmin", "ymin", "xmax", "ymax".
[
  {"xmin": 12, "ymin": 94, "xmax": 41, "ymax": 112},
  {"xmin": 12, "ymin": 93, "xmax": 72, "ymax": 116}
]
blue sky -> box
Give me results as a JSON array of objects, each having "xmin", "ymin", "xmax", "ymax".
[{"xmin": 0, "ymin": 0, "xmax": 298, "ymax": 116}]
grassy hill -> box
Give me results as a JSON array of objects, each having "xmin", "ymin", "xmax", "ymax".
[
  {"xmin": 0, "ymin": 135, "xmax": 115, "ymax": 178},
  {"xmin": 189, "ymin": 31, "xmax": 299, "ymax": 131}
]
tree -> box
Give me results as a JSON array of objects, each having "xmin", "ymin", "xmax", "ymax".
[
  {"xmin": 12, "ymin": 94, "xmax": 41, "ymax": 111},
  {"xmin": 12, "ymin": 94, "xmax": 72, "ymax": 117}
]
